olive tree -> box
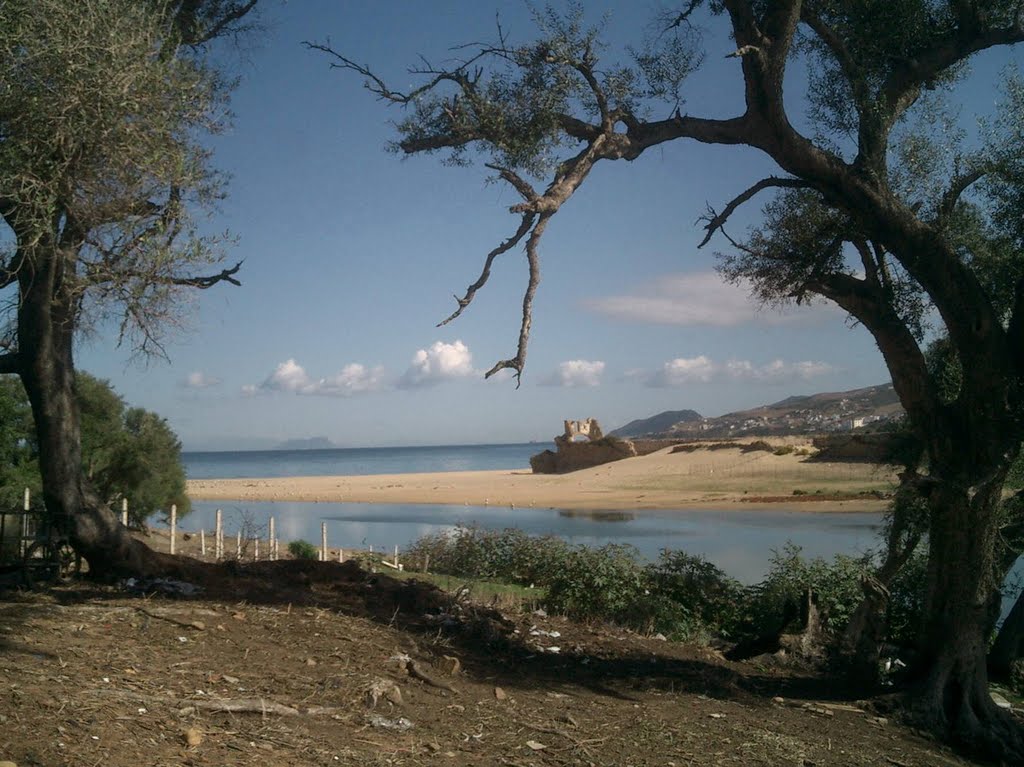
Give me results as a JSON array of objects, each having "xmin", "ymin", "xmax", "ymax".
[
  {"xmin": 314, "ymin": 1, "xmax": 1024, "ymax": 758},
  {"xmin": 0, "ymin": 0, "xmax": 257, "ymax": 576}
]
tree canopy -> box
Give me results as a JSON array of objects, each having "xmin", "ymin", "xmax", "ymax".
[
  {"xmin": 0, "ymin": 0, "xmax": 256, "ymax": 576},
  {"xmin": 0, "ymin": 374, "xmax": 189, "ymax": 525}
]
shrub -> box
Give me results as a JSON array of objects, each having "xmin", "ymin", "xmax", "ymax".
[
  {"xmin": 645, "ymin": 550, "xmax": 744, "ymax": 633},
  {"xmin": 773, "ymin": 445, "xmax": 795, "ymax": 456},
  {"xmin": 288, "ymin": 539, "xmax": 319, "ymax": 560},
  {"xmin": 732, "ymin": 544, "xmax": 871, "ymax": 642},
  {"xmin": 742, "ymin": 440, "xmax": 774, "ymax": 453},
  {"xmin": 544, "ymin": 543, "xmax": 648, "ymax": 623}
]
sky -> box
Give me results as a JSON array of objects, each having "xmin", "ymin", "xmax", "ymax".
[{"xmin": 67, "ymin": 1, "xmax": 1023, "ymax": 451}]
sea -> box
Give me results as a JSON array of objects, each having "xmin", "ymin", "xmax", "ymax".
[{"xmin": 179, "ymin": 444, "xmax": 1022, "ymax": 603}]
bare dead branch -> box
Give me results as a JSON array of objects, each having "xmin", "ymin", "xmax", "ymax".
[
  {"xmin": 698, "ymin": 176, "xmax": 810, "ymax": 247},
  {"xmin": 174, "ymin": 0, "xmax": 259, "ymax": 47},
  {"xmin": 484, "ymin": 213, "xmax": 548, "ymax": 386},
  {"xmin": 437, "ymin": 213, "xmax": 535, "ymax": 328}
]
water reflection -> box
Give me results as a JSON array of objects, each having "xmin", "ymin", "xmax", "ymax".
[{"xmin": 179, "ymin": 500, "xmax": 884, "ymax": 585}]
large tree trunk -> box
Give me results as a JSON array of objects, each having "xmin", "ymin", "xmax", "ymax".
[
  {"xmin": 17, "ymin": 248, "xmax": 172, "ymax": 579},
  {"xmin": 908, "ymin": 483, "xmax": 1024, "ymax": 760}
]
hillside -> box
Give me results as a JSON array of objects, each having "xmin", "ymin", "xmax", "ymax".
[
  {"xmin": 610, "ymin": 409, "xmax": 702, "ymax": 438},
  {"xmin": 613, "ymin": 382, "xmax": 902, "ymax": 439}
]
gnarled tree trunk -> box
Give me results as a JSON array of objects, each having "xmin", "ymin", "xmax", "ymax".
[
  {"xmin": 909, "ymin": 481, "xmax": 1024, "ymax": 760},
  {"xmin": 17, "ymin": 248, "xmax": 171, "ymax": 579}
]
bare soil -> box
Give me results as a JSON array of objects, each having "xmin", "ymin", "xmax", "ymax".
[{"xmin": 0, "ymin": 556, "xmax": 999, "ymax": 767}]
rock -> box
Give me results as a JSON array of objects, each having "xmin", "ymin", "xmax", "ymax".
[
  {"xmin": 437, "ymin": 655, "xmax": 461, "ymax": 676},
  {"xmin": 231, "ymin": 612, "xmax": 246, "ymax": 621},
  {"xmin": 305, "ymin": 657, "xmax": 317, "ymax": 667},
  {"xmin": 364, "ymin": 679, "xmax": 403, "ymax": 709},
  {"xmin": 222, "ymin": 675, "xmax": 240, "ymax": 684},
  {"xmin": 494, "ymin": 687, "xmax": 507, "ymax": 700},
  {"xmin": 525, "ymin": 740, "xmax": 547, "ymax": 751},
  {"xmin": 184, "ymin": 728, "xmax": 203, "ymax": 747},
  {"xmin": 771, "ymin": 696, "xmax": 785, "ymax": 705},
  {"xmin": 367, "ymin": 714, "xmax": 413, "ymax": 731},
  {"xmin": 0, "ymin": 761, "xmax": 18, "ymax": 767}
]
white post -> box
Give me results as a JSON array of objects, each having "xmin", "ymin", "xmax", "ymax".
[
  {"xmin": 236, "ymin": 530, "xmax": 241, "ymax": 559},
  {"xmin": 20, "ymin": 488, "xmax": 29, "ymax": 558},
  {"xmin": 169, "ymin": 504, "xmax": 177, "ymax": 555},
  {"xmin": 121, "ymin": 497, "xmax": 129, "ymax": 527},
  {"xmin": 320, "ymin": 522, "xmax": 327, "ymax": 562},
  {"xmin": 215, "ymin": 509, "xmax": 223, "ymax": 560},
  {"xmin": 338, "ymin": 547, "xmax": 344, "ymax": 564},
  {"xmin": 274, "ymin": 537, "xmax": 279, "ymax": 561},
  {"xmin": 269, "ymin": 517, "xmax": 276, "ymax": 561},
  {"xmin": 254, "ymin": 537, "xmax": 259, "ymax": 561},
  {"xmin": 200, "ymin": 529, "xmax": 206, "ymax": 557},
  {"xmin": 394, "ymin": 545, "xmax": 399, "ymax": 569}
]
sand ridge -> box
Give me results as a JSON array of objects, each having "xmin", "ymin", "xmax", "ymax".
[{"xmin": 187, "ymin": 446, "xmax": 896, "ymax": 512}]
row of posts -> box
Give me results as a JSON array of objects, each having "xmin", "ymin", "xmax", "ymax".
[
  {"xmin": 128, "ymin": 504, "xmax": 403, "ymax": 569},
  {"xmin": 13, "ymin": 491, "xmax": 406, "ymax": 569}
]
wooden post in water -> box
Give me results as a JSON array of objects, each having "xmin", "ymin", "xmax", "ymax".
[
  {"xmin": 121, "ymin": 497, "xmax": 129, "ymax": 527},
  {"xmin": 169, "ymin": 504, "xmax": 177, "ymax": 555},
  {"xmin": 269, "ymin": 517, "xmax": 276, "ymax": 561},
  {"xmin": 320, "ymin": 522, "xmax": 327, "ymax": 562},
  {"xmin": 215, "ymin": 509, "xmax": 223, "ymax": 560}
]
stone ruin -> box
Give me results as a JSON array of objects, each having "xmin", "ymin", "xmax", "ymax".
[{"xmin": 530, "ymin": 417, "xmax": 637, "ymax": 474}]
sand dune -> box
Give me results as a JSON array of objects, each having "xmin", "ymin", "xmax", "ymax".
[{"xmin": 187, "ymin": 446, "xmax": 896, "ymax": 512}]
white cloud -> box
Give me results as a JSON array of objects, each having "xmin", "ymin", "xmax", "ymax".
[
  {"xmin": 640, "ymin": 355, "xmax": 836, "ymax": 387},
  {"xmin": 584, "ymin": 271, "xmax": 835, "ymax": 326},
  {"xmin": 182, "ymin": 371, "xmax": 222, "ymax": 389},
  {"xmin": 540, "ymin": 359, "xmax": 605, "ymax": 387},
  {"xmin": 256, "ymin": 358, "xmax": 385, "ymax": 397},
  {"xmin": 398, "ymin": 340, "xmax": 476, "ymax": 389}
]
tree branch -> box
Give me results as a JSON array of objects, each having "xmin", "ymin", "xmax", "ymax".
[
  {"xmin": 809, "ymin": 272, "xmax": 937, "ymax": 425},
  {"xmin": 438, "ymin": 213, "xmax": 535, "ymax": 328},
  {"xmin": 174, "ymin": 1, "xmax": 259, "ymax": 47},
  {"xmin": 697, "ymin": 176, "xmax": 810, "ymax": 247},
  {"xmin": 937, "ymin": 165, "xmax": 991, "ymax": 224},
  {"xmin": 484, "ymin": 213, "xmax": 548, "ymax": 386}
]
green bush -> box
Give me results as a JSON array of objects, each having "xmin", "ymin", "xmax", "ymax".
[
  {"xmin": 288, "ymin": 539, "xmax": 320, "ymax": 560},
  {"xmin": 544, "ymin": 543, "xmax": 648, "ymax": 623},
  {"xmin": 645, "ymin": 550, "xmax": 744, "ymax": 634},
  {"xmin": 732, "ymin": 544, "xmax": 871, "ymax": 642},
  {"xmin": 773, "ymin": 445, "xmax": 795, "ymax": 456}
]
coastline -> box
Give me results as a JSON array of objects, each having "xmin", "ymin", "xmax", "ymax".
[{"xmin": 187, "ymin": 446, "xmax": 895, "ymax": 513}]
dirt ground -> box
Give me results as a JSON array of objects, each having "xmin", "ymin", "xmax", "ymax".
[{"xmin": 0, "ymin": 556, "xmax": 1004, "ymax": 767}]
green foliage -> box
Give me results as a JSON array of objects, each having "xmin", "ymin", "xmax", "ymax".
[
  {"xmin": 0, "ymin": 373, "xmax": 188, "ymax": 523},
  {"xmin": 735, "ymin": 544, "xmax": 871, "ymax": 640},
  {"xmin": 773, "ymin": 445, "xmax": 796, "ymax": 456},
  {"xmin": 544, "ymin": 543, "xmax": 647, "ymax": 622},
  {"xmin": 645, "ymin": 550, "xmax": 744, "ymax": 634},
  {"xmin": 288, "ymin": 539, "xmax": 320, "ymax": 560}
]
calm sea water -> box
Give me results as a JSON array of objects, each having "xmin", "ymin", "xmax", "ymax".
[{"xmin": 182, "ymin": 442, "xmax": 543, "ymax": 480}]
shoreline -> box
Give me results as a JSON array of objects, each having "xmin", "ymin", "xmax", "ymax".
[{"xmin": 186, "ymin": 447, "xmax": 895, "ymax": 513}]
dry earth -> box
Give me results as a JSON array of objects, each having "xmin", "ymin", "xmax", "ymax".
[{"xmin": 0, "ymin": 559, "xmax": 998, "ymax": 767}]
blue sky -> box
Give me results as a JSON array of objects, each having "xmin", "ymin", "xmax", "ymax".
[{"xmin": 70, "ymin": 1, "xmax": 1021, "ymax": 450}]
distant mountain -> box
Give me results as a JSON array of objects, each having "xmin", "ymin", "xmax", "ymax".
[
  {"xmin": 610, "ymin": 409, "xmax": 703, "ymax": 438},
  {"xmin": 275, "ymin": 436, "xmax": 338, "ymax": 451},
  {"xmin": 611, "ymin": 383, "xmax": 901, "ymax": 440}
]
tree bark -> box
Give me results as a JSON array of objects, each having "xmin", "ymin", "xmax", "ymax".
[
  {"xmin": 909, "ymin": 485, "xmax": 1024, "ymax": 761},
  {"xmin": 17, "ymin": 247, "xmax": 172, "ymax": 579}
]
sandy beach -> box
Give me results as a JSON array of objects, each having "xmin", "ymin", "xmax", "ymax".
[{"xmin": 187, "ymin": 445, "xmax": 897, "ymax": 512}]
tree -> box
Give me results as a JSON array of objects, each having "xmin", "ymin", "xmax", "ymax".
[
  {"xmin": 0, "ymin": 1, "xmax": 256, "ymax": 576},
  {"xmin": 316, "ymin": 1, "xmax": 1024, "ymax": 758},
  {"xmin": 0, "ymin": 373, "xmax": 189, "ymax": 527}
]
